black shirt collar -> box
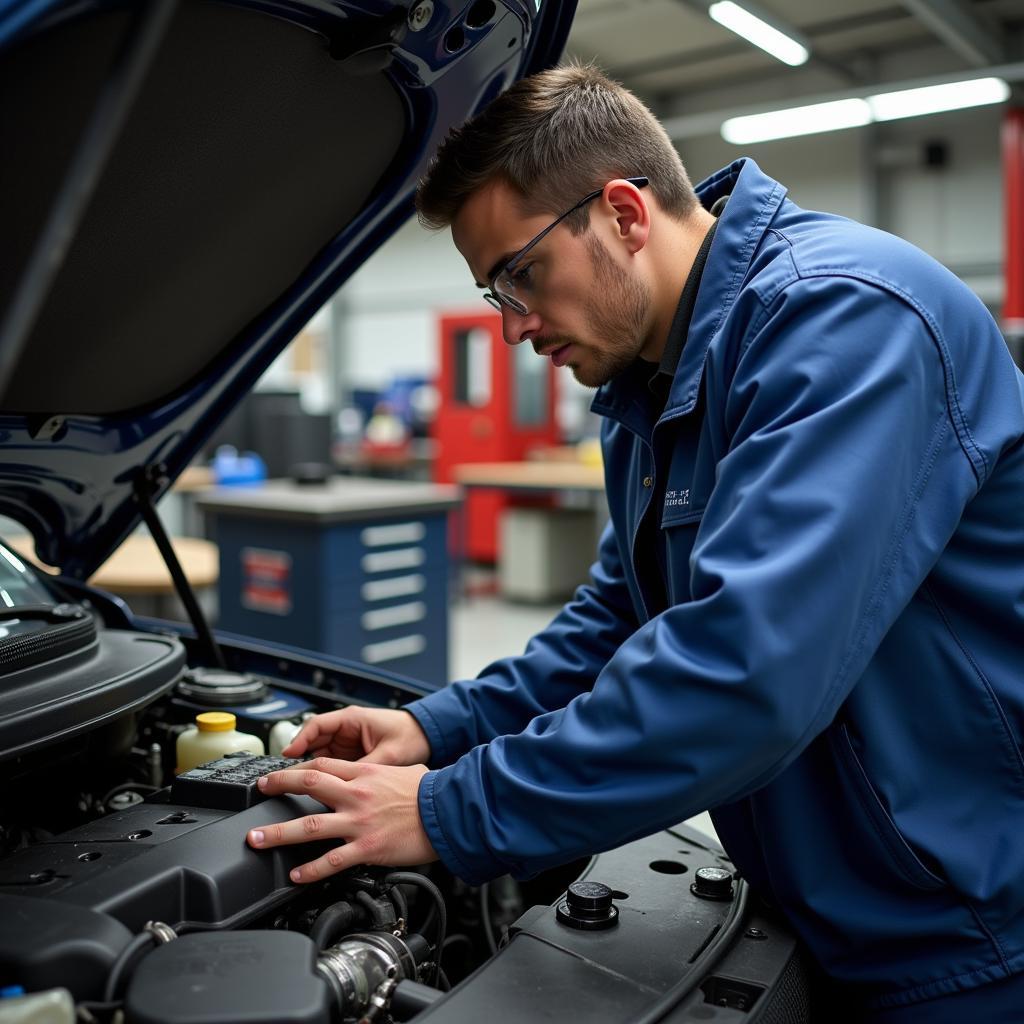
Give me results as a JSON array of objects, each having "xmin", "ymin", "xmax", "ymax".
[{"xmin": 648, "ymin": 194, "xmax": 729, "ymax": 402}]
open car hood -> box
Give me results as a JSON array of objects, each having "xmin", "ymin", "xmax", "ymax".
[{"xmin": 0, "ymin": 0, "xmax": 575, "ymax": 577}]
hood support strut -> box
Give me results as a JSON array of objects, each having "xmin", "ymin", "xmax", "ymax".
[{"xmin": 135, "ymin": 469, "xmax": 226, "ymax": 670}]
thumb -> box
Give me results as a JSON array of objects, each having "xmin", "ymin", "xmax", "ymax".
[{"xmin": 357, "ymin": 741, "xmax": 409, "ymax": 766}]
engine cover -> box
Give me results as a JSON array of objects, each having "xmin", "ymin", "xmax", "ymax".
[{"xmin": 0, "ymin": 794, "xmax": 329, "ymax": 1001}]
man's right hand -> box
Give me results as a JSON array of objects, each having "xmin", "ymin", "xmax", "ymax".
[{"xmin": 281, "ymin": 707, "xmax": 431, "ymax": 766}]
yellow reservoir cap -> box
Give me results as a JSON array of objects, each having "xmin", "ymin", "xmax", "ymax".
[{"xmin": 196, "ymin": 712, "xmax": 236, "ymax": 732}]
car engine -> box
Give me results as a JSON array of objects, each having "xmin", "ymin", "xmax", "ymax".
[{"xmin": 0, "ymin": 549, "xmax": 813, "ymax": 1024}]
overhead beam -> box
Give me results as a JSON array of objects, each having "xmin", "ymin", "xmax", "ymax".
[{"xmin": 899, "ymin": 0, "xmax": 1006, "ymax": 66}]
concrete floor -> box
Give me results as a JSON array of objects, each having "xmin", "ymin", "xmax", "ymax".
[{"xmin": 450, "ymin": 584, "xmax": 719, "ymax": 844}]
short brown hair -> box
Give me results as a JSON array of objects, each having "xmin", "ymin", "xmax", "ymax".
[{"xmin": 415, "ymin": 61, "xmax": 698, "ymax": 233}]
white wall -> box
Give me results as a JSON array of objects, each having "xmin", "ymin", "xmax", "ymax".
[
  {"xmin": 334, "ymin": 218, "xmax": 482, "ymax": 390},
  {"xmin": 331, "ymin": 51, "xmax": 1008, "ymax": 401}
]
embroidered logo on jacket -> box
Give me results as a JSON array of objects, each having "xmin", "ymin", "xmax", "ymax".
[{"xmin": 665, "ymin": 488, "xmax": 691, "ymax": 509}]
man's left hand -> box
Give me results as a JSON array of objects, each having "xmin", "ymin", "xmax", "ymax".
[{"xmin": 246, "ymin": 758, "xmax": 437, "ymax": 882}]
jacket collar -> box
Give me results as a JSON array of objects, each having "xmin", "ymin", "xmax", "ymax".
[{"xmin": 592, "ymin": 158, "xmax": 787, "ymax": 425}]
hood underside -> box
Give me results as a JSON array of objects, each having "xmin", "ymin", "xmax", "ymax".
[{"xmin": 0, "ymin": 0, "xmax": 575, "ymax": 575}]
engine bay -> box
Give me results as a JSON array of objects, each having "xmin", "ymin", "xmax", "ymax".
[{"xmin": 0, "ymin": 565, "xmax": 812, "ymax": 1023}]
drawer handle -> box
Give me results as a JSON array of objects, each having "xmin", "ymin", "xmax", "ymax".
[
  {"xmin": 362, "ymin": 602, "xmax": 426, "ymax": 631},
  {"xmin": 362, "ymin": 634, "xmax": 427, "ymax": 664},
  {"xmin": 362, "ymin": 574, "xmax": 426, "ymax": 602},
  {"xmin": 362, "ymin": 548, "xmax": 425, "ymax": 573},
  {"xmin": 361, "ymin": 522, "xmax": 426, "ymax": 547}
]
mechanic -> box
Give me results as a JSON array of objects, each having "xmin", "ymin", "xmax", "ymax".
[{"xmin": 247, "ymin": 63, "xmax": 1024, "ymax": 1021}]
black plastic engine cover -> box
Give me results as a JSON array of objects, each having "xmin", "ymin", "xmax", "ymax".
[
  {"xmin": 124, "ymin": 930, "xmax": 332, "ymax": 1024},
  {"xmin": 0, "ymin": 794, "xmax": 332, "ymax": 1000},
  {"xmin": 0, "ymin": 626, "xmax": 186, "ymax": 761},
  {"xmin": 413, "ymin": 825, "xmax": 811, "ymax": 1024}
]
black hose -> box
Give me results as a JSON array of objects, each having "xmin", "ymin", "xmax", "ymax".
[
  {"xmin": 389, "ymin": 882, "xmax": 409, "ymax": 926},
  {"xmin": 436, "ymin": 967, "xmax": 451, "ymax": 992},
  {"xmin": 310, "ymin": 901, "xmax": 360, "ymax": 951},
  {"xmin": 479, "ymin": 882, "xmax": 499, "ymax": 956},
  {"xmin": 631, "ymin": 877, "xmax": 750, "ymax": 1024},
  {"xmin": 354, "ymin": 889, "xmax": 393, "ymax": 929},
  {"xmin": 102, "ymin": 932, "xmax": 156, "ymax": 1002},
  {"xmin": 384, "ymin": 872, "xmax": 446, "ymax": 986}
]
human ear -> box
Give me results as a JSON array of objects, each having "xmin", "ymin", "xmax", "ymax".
[{"xmin": 600, "ymin": 179, "xmax": 651, "ymax": 255}]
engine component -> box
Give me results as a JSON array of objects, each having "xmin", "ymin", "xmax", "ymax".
[
  {"xmin": 170, "ymin": 752, "xmax": 300, "ymax": 809},
  {"xmin": 690, "ymin": 865, "xmax": 735, "ymax": 902},
  {"xmin": 0, "ymin": 897, "xmax": 133, "ymax": 1002},
  {"xmin": 174, "ymin": 712, "xmax": 265, "ymax": 775},
  {"xmin": 0, "ymin": 625, "xmax": 185, "ymax": 763},
  {"xmin": 176, "ymin": 668, "xmax": 268, "ymax": 707},
  {"xmin": 0, "ymin": 987, "xmax": 74, "ymax": 1023},
  {"xmin": 316, "ymin": 931, "xmax": 419, "ymax": 1023},
  {"xmin": 555, "ymin": 881, "xmax": 619, "ymax": 931},
  {"xmin": 124, "ymin": 930, "xmax": 332, "ymax": 1024}
]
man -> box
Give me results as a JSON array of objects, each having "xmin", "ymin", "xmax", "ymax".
[{"xmin": 246, "ymin": 64, "xmax": 1024, "ymax": 1020}]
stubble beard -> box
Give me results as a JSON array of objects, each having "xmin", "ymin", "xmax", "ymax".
[{"xmin": 568, "ymin": 232, "xmax": 652, "ymax": 388}]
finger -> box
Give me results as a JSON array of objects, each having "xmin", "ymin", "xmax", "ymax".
[
  {"xmin": 282, "ymin": 710, "xmax": 349, "ymax": 757},
  {"xmin": 287, "ymin": 842, "xmax": 365, "ymax": 884},
  {"xmin": 247, "ymin": 810, "xmax": 351, "ymax": 850},
  {"xmin": 256, "ymin": 763, "xmax": 352, "ymax": 802},
  {"xmin": 292, "ymin": 756, "xmax": 367, "ymax": 782}
]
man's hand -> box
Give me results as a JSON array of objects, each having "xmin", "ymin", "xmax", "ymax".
[
  {"xmin": 282, "ymin": 707, "xmax": 431, "ymax": 766},
  {"xmin": 245, "ymin": 758, "xmax": 437, "ymax": 881}
]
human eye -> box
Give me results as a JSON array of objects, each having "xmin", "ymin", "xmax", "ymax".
[{"xmin": 510, "ymin": 262, "xmax": 534, "ymax": 289}]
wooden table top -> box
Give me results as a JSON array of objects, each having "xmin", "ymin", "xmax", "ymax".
[
  {"xmin": 6, "ymin": 534, "xmax": 218, "ymax": 595},
  {"xmin": 452, "ymin": 461, "xmax": 605, "ymax": 492}
]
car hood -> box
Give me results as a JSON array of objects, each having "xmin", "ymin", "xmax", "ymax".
[{"xmin": 0, "ymin": 0, "xmax": 575, "ymax": 577}]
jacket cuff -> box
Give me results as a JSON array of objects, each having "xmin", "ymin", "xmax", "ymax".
[
  {"xmin": 417, "ymin": 768, "xmax": 497, "ymax": 885},
  {"xmin": 404, "ymin": 692, "xmax": 464, "ymax": 766},
  {"xmin": 404, "ymin": 701, "xmax": 449, "ymax": 766}
]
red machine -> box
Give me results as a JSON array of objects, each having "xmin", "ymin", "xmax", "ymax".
[
  {"xmin": 433, "ymin": 311, "xmax": 559, "ymax": 562},
  {"xmin": 1004, "ymin": 107, "xmax": 1024, "ymax": 365}
]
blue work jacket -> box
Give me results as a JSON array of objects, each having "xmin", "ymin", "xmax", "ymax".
[{"xmin": 407, "ymin": 158, "xmax": 1024, "ymax": 1010}]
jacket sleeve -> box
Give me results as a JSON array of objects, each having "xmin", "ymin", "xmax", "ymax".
[
  {"xmin": 405, "ymin": 517, "xmax": 640, "ymax": 767},
  {"xmin": 418, "ymin": 275, "xmax": 987, "ymax": 885}
]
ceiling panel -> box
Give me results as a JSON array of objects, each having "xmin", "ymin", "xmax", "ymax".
[{"xmin": 562, "ymin": 0, "xmax": 1024, "ymax": 106}]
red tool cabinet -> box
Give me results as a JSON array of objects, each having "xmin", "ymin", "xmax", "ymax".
[{"xmin": 432, "ymin": 312, "xmax": 559, "ymax": 562}]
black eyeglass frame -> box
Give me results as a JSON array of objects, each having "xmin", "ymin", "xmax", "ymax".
[{"xmin": 483, "ymin": 176, "xmax": 650, "ymax": 315}]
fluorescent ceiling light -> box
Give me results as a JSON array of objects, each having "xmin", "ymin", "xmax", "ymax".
[
  {"xmin": 721, "ymin": 77, "xmax": 1010, "ymax": 144},
  {"xmin": 869, "ymin": 78, "xmax": 1010, "ymax": 121},
  {"xmin": 708, "ymin": 1, "xmax": 809, "ymax": 67},
  {"xmin": 722, "ymin": 99, "xmax": 870, "ymax": 144}
]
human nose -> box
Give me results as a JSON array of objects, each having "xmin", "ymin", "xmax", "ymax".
[{"xmin": 500, "ymin": 305, "xmax": 541, "ymax": 346}]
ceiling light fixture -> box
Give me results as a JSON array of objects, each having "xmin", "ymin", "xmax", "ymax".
[
  {"xmin": 708, "ymin": 1, "xmax": 809, "ymax": 67},
  {"xmin": 721, "ymin": 77, "xmax": 1010, "ymax": 144},
  {"xmin": 869, "ymin": 78, "xmax": 1010, "ymax": 122}
]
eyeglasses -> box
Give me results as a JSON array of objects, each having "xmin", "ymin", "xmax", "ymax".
[{"xmin": 483, "ymin": 176, "xmax": 649, "ymax": 316}]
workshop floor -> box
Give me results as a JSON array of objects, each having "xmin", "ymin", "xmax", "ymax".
[{"xmin": 451, "ymin": 581, "xmax": 719, "ymax": 844}]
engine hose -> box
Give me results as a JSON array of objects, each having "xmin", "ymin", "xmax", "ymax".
[
  {"xmin": 102, "ymin": 932, "xmax": 155, "ymax": 1002},
  {"xmin": 384, "ymin": 871, "xmax": 446, "ymax": 985},
  {"xmin": 389, "ymin": 882, "xmax": 409, "ymax": 927},
  {"xmin": 310, "ymin": 900, "xmax": 360, "ymax": 951},
  {"xmin": 631, "ymin": 877, "xmax": 750, "ymax": 1024}
]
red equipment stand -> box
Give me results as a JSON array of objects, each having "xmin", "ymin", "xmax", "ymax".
[
  {"xmin": 1004, "ymin": 107, "xmax": 1024, "ymax": 366},
  {"xmin": 432, "ymin": 311, "xmax": 559, "ymax": 563}
]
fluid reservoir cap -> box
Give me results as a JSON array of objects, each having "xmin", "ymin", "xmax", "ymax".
[
  {"xmin": 177, "ymin": 667, "xmax": 268, "ymax": 705},
  {"xmin": 691, "ymin": 865, "xmax": 735, "ymax": 901},
  {"xmin": 196, "ymin": 711, "xmax": 236, "ymax": 732},
  {"xmin": 556, "ymin": 881, "xmax": 619, "ymax": 930}
]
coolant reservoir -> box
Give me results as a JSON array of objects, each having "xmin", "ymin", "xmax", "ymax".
[
  {"xmin": 268, "ymin": 718, "xmax": 303, "ymax": 757},
  {"xmin": 175, "ymin": 712, "xmax": 264, "ymax": 774}
]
